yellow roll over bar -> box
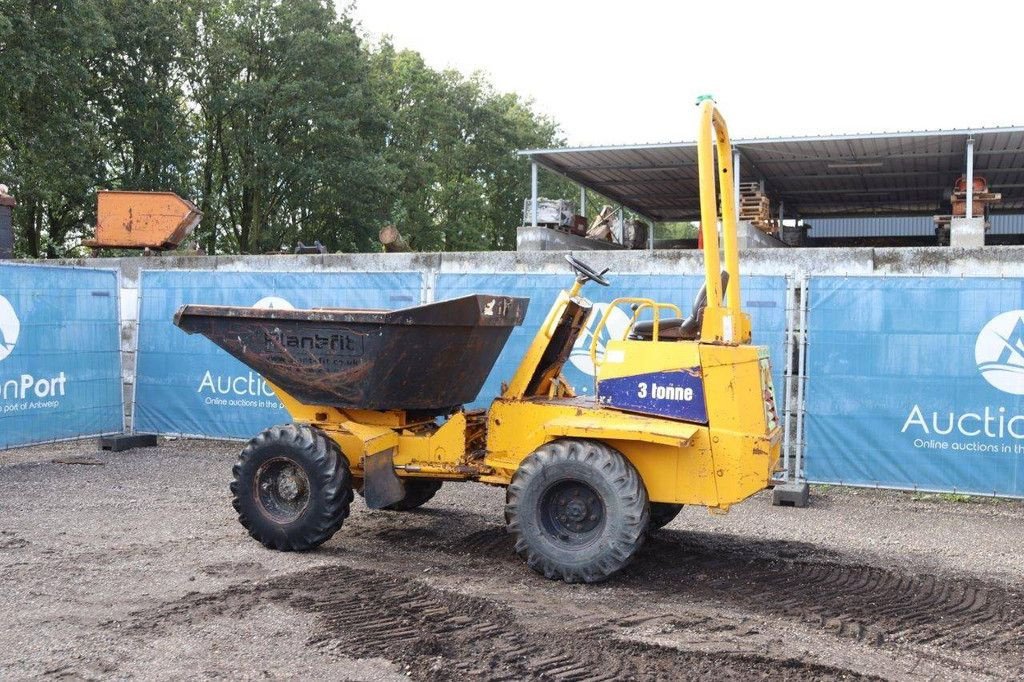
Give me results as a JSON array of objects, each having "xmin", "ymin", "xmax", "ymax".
[{"xmin": 695, "ymin": 97, "xmax": 750, "ymax": 344}]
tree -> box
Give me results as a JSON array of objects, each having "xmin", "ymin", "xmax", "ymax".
[
  {"xmin": 0, "ymin": 0, "xmax": 112, "ymax": 257},
  {"xmin": 0, "ymin": 0, "xmax": 568, "ymax": 256},
  {"xmin": 185, "ymin": 0, "xmax": 386, "ymax": 254},
  {"xmin": 368, "ymin": 42, "xmax": 565, "ymax": 251},
  {"xmin": 97, "ymin": 0, "xmax": 195, "ymax": 195}
]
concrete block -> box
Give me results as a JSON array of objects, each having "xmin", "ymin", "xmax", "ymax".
[
  {"xmin": 772, "ymin": 481, "xmax": 810, "ymax": 508},
  {"xmin": 99, "ymin": 433, "xmax": 158, "ymax": 452},
  {"xmin": 516, "ymin": 226, "xmax": 625, "ymax": 251},
  {"xmin": 738, "ymin": 221, "xmax": 787, "ymax": 249},
  {"xmin": 950, "ymin": 217, "xmax": 985, "ymax": 248}
]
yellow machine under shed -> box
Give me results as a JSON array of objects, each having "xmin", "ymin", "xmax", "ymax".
[{"xmin": 175, "ymin": 99, "xmax": 782, "ymax": 583}]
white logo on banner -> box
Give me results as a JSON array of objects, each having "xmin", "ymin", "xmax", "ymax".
[
  {"xmin": 569, "ymin": 303, "xmax": 631, "ymax": 377},
  {"xmin": 0, "ymin": 295, "xmax": 20, "ymax": 363},
  {"xmin": 976, "ymin": 310, "xmax": 1024, "ymax": 395},
  {"xmin": 252, "ymin": 296, "xmax": 295, "ymax": 310}
]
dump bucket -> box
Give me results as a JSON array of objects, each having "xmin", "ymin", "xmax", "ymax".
[
  {"xmin": 86, "ymin": 191, "xmax": 202, "ymax": 250},
  {"xmin": 174, "ymin": 294, "xmax": 528, "ymax": 413}
]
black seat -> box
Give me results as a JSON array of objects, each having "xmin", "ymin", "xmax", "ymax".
[{"xmin": 629, "ymin": 271, "xmax": 729, "ymax": 341}]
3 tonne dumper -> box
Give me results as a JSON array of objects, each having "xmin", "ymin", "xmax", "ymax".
[{"xmin": 174, "ymin": 100, "xmax": 781, "ymax": 583}]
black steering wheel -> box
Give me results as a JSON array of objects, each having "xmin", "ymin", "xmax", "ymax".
[{"xmin": 564, "ymin": 254, "xmax": 611, "ymax": 287}]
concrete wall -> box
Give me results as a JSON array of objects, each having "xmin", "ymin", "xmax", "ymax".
[{"xmin": 33, "ymin": 244, "xmax": 1024, "ymax": 430}]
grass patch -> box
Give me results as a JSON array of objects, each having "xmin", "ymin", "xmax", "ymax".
[{"xmin": 911, "ymin": 492, "xmax": 990, "ymax": 504}]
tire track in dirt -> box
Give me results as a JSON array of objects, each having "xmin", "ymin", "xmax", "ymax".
[
  {"xmin": 406, "ymin": 522, "xmax": 1024, "ymax": 674},
  {"xmin": 628, "ymin": 532, "xmax": 1024, "ymax": 661},
  {"xmin": 281, "ymin": 564, "xmax": 877, "ymax": 681},
  {"xmin": 122, "ymin": 562, "xmax": 875, "ymax": 681}
]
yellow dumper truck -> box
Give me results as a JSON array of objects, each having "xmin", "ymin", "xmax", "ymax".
[{"xmin": 175, "ymin": 100, "xmax": 781, "ymax": 583}]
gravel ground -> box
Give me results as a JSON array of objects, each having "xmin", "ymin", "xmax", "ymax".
[{"xmin": 1, "ymin": 437, "xmax": 1023, "ymax": 680}]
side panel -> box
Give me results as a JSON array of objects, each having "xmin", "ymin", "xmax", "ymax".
[
  {"xmin": 598, "ymin": 370, "xmax": 707, "ymax": 423},
  {"xmin": 700, "ymin": 343, "xmax": 781, "ymax": 504},
  {"xmin": 700, "ymin": 344, "xmax": 770, "ymax": 435},
  {"xmin": 597, "ymin": 339, "xmax": 706, "ymax": 422},
  {"xmin": 484, "ymin": 399, "xmax": 721, "ymax": 506}
]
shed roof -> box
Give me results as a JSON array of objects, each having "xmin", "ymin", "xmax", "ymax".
[{"xmin": 520, "ymin": 127, "xmax": 1024, "ymax": 221}]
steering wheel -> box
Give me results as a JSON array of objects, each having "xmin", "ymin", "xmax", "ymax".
[{"xmin": 564, "ymin": 254, "xmax": 611, "ymax": 287}]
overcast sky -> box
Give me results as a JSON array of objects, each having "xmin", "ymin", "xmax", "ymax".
[{"xmin": 348, "ymin": 0, "xmax": 1023, "ymax": 147}]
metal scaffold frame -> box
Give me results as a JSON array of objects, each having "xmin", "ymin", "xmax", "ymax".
[{"xmin": 774, "ymin": 275, "xmax": 809, "ymax": 506}]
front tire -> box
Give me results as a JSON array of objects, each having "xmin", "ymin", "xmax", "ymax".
[
  {"xmin": 231, "ymin": 424, "xmax": 353, "ymax": 551},
  {"xmin": 505, "ymin": 439, "xmax": 648, "ymax": 583}
]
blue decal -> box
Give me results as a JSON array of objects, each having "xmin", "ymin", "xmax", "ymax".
[{"xmin": 598, "ymin": 368, "xmax": 708, "ymax": 423}]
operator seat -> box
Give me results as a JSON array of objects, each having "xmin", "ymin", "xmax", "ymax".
[{"xmin": 629, "ymin": 271, "xmax": 729, "ymax": 341}]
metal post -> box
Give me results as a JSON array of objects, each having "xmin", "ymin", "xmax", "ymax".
[
  {"xmin": 732, "ymin": 149, "xmax": 741, "ymax": 221},
  {"xmin": 530, "ymin": 162, "xmax": 538, "ymax": 227},
  {"xmin": 779, "ymin": 199, "xmax": 785, "ymax": 225},
  {"xmin": 579, "ymin": 186, "xmax": 587, "ymax": 218},
  {"xmin": 965, "ymin": 137, "xmax": 975, "ymax": 220},
  {"xmin": 648, "ymin": 218, "xmax": 655, "ymax": 250},
  {"xmin": 780, "ymin": 277, "xmax": 796, "ymax": 482},
  {"xmin": 794, "ymin": 275, "xmax": 809, "ymax": 481}
]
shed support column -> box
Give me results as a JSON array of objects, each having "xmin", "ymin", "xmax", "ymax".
[
  {"xmin": 579, "ymin": 187, "xmax": 586, "ymax": 218},
  {"xmin": 732, "ymin": 149, "xmax": 741, "ymax": 218},
  {"xmin": 965, "ymin": 137, "xmax": 975, "ymax": 220},
  {"xmin": 951, "ymin": 137, "xmax": 985, "ymax": 248},
  {"xmin": 530, "ymin": 162, "xmax": 538, "ymax": 227}
]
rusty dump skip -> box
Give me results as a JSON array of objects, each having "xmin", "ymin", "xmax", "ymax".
[
  {"xmin": 86, "ymin": 191, "xmax": 202, "ymax": 250},
  {"xmin": 174, "ymin": 294, "xmax": 529, "ymax": 413}
]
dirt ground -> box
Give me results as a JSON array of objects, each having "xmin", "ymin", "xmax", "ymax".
[{"xmin": 1, "ymin": 438, "xmax": 1023, "ymax": 681}]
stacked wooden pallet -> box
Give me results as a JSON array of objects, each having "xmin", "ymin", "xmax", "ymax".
[{"xmin": 738, "ymin": 183, "xmax": 776, "ymax": 234}]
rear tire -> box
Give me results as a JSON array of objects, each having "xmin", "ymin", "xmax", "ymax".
[
  {"xmin": 231, "ymin": 424, "xmax": 353, "ymax": 551},
  {"xmin": 648, "ymin": 503, "xmax": 683, "ymax": 531},
  {"xmin": 505, "ymin": 439, "xmax": 648, "ymax": 583}
]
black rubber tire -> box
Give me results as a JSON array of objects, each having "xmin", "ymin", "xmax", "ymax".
[
  {"xmin": 384, "ymin": 479, "xmax": 442, "ymax": 511},
  {"xmin": 648, "ymin": 502, "xmax": 683, "ymax": 531},
  {"xmin": 230, "ymin": 424, "xmax": 353, "ymax": 551},
  {"xmin": 505, "ymin": 439, "xmax": 649, "ymax": 584}
]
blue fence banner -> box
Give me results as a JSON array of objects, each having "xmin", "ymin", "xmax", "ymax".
[
  {"xmin": 134, "ymin": 270, "xmax": 423, "ymax": 439},
  {"xmin": 804, "ymin": 276, "xmax": 1024, "ymax": 498},
  {"xmin": 435, "ymin": 272, "xmax": 787, "ymax": 409},
  {"xmin": 0, "ymin": 264, "xmax": 123, "ymax": 448}
]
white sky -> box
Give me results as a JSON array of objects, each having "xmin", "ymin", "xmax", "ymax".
[{"xmin": 347, "ymin": 0, "xmax": 1024, "ymax": 147}]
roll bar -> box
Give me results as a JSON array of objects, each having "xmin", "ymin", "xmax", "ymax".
[{"xmin": 695, "ymin": 97, "xmax": 749, "ymax": 344}]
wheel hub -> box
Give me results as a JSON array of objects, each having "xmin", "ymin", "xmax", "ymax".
[
  {"xmin": 542, "ymin": 480, "xmax": 604, "ymax": 541},
  {"xmin": 276, "ymin": 469, "xmax": 303, "ymax": 501},
  {"xmin": 254, "ymin": 458, "xmax": 311, "ymax": 522}
]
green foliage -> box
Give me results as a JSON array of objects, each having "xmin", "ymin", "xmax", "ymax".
[
  {"xmin": 658, "ymin": 221, "xmax": 699, "ymax": 240},
  {"xmin": 910, "ymin": 492, "xmax": 994, "ymax": 504},
  {"xmin": 0, "ymin": 0, "xmax": 564, "ymax": 256},
  {"xmin": 368, "ymin": 43, "xmax": 563, "ymax": 251},
  {"xmin": 0, "ymin": 0, "xmax": 113, "ymax": 256}
]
